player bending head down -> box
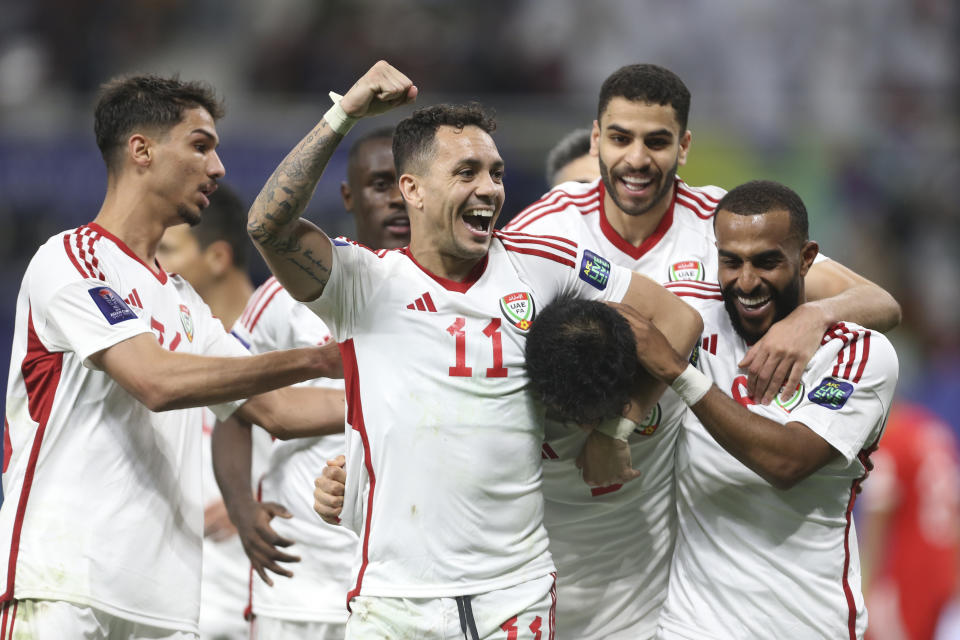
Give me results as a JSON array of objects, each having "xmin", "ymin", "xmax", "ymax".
[{"xmin": 525, "ymin": 297, "xmax": 641, "ymax": 426}]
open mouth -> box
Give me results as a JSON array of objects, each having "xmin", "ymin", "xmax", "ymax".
[
  {"xmin": 462, "ymin": 207, "xmax": 495, "ymax": 236},
  {"xmin": 384, "ymin": 214, "xmax": 410, "ymax": 235},
  {"xmin": 736, "ymin": 293, "xmax": 772, "ymax": 318},
  {"xmin": 619, "ymin": 174, "xmax": 654, "ymax": 195}
]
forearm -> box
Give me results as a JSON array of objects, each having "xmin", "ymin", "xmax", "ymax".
[
  {"xmin": 802, "ymin": 284, "xmax": 901, "ymax": 333},
  {"xmin": 620, "ymin": 273, "xmax": 703, "ymax": 358},
  {"xmin": 247, "ymin": 119, "xmax": 341, "ymax": 301},
  {"xmin": 98, "ymin": 334, "xmax": 330, "ymax": 411},
  {"xmin": 211, "ymin": 414, "xmax": 256, "ymax": 515},
  {"xmin": 237, "ymin": 386, "xmax": 345, "ymax": 440},
  {"xmin": 689, "ymin": 386, "xmax": 834, "ymax": 489}
]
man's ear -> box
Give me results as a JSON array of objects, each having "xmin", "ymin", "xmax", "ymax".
[
  {"xmin": 799, "ymin": 240, "xmax": 819, "ymax": 277},
  {"xmin": 398, "ymin": 174, "xmax": 422, "ymax": 209},
  {"xmin": 204, "ymin": 240, "xmax": 234, "ymax": 277},
  {"xmin": 677, "ymin": 130, "xmax": 692, "ymax": 167},
  {"xmin": 589, "ymin": 120, "xmax": 600, "ymax": 157},
  {"xmin": 340, "ymin": 181, "xmax": 354, "ymax": 213},
  {"xmin": 129, "ymin": 134, "xmax": 152, "ymax": 168}
]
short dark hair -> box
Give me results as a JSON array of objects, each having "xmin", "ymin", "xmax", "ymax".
[
  {"xmin": 598, "ymin": 64, "xmax": 691, "ymax": 132},
  {"xmin": 714, "ymin": 180, "xmax": 809, "ymax": 243},
  {"xmin": 545, "ymin": 128, "xmax": 592, "ymax": 187},
  {"xmin": 525, "ymin": 298, "xmax": 638, "ymax": 425},
  {"xmin": 392, "ymin": 102, "xmax": 496, "ymax": 175},
  {"xmin": 189, "ymin": 183, "xmax": 250, "ymax": 268},
  {"xmin": 94, "ymin": 74, "xmax": 224, "ymax": 172}
]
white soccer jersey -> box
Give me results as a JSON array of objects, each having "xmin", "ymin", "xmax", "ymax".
[
  {"xmin": 231, "ymin": 277, "xmax": 357, "ymax": 623},
  {"xmin": 1, "ymin": 223, "xmax": 249, "ymax": 633},
  {"xmin": 657, "ymin": 299, "xmax": 899, "ymax": 640},
  {"xmin": 505, "ymin": 177, "xmax": 724, "ymax": 638},
  {"xmin": 305, "ymin": 232, "xmax": 632, "ymax": 601}
]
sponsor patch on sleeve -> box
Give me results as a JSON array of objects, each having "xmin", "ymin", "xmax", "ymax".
[
  {"xmin": 88, "ymin": 286, "xmax": 138, "ymax": 325},
  {"xmin": 807, "ymin": 377, "xmax": 854, "ymax": 410},
  {"xmin": 579, "ymin": 250, "xmax": 611, "ymax": 290}
]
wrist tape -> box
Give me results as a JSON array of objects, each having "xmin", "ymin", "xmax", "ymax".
[
  {"xmin": 324, "ymin": 91, "xmax": 358, "ymax": 135},
  {"xmin": 671, "ymin": 363, "xmax": 712, "ymax": 406},
  {"xmin": 596, "ymin": 416, "xmax": 639, "ymax": 443}
]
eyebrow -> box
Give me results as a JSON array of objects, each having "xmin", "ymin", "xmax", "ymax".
[
  {"xmin": 455, "ymin": 157, "xmax": 505, "ymax": 170},
  {"xmin": 605, "ymin": 124, "xmax": 674, "ymax": 139}
]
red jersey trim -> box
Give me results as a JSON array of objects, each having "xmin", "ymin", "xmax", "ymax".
[
  {"xmin": 402, "ymin": 249, "xmax": 488, "ymax": 294},
  {"xmin": 823, "ymin": 323, "xmax": 872, "ymax": 383},
  {"xmin": 240, "ymin": 277, "xmax": 278, "ymax": 329},
  {"xmin": 596, "ymin": 180, "xmax": 677, "ymax": 260},
  {"xmin": 62, "ymin": 229, "xmax": 106, "ymax": 281},
  {"xmin": 499, "ymin": 244, "xmax": 576, "ymax": 269},
  {"xmin": 548, "ymin": 572, "xmax": 558, "ymax": 640},
  {"xmin": 247, "ymin": 282, "xmax": 284, "ymax": 332},
  {"xmin": 496, "ymin": 231, "xmax": 578, "ymax": 258},
  {"xmin": 87, "ymin": 223, "xmax": 168, "ymax": 284},
  {"xmin": 496, "ymin": 229, "xmax": 578, "ymax": 249},
  {"xmin": 675, "ymin": 183, "xmax": 721, "ymax": 219},
  {"xmin": 507, "ymin": 185, "xmax": 602, "ymax": 232},
  {"xmin": 340, "ymin": 339, "xmax": 376, "ymax": 610},
  {"xmin": 2, "ymin": 309, "xmax": 64, "ymax": 601}
]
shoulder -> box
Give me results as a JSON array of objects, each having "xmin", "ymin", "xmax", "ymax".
[
  {"xmin": 236, "ymin": 277, "xmax": 294, "ymax": 333},
  {"xmin": 673, "ymin": 179, "xmax": 726, "ymax": 222},
  {"xmin": 495, "ymin": 230, "xmax": 580, "ymax": 270},
  {"xmin": 505, "ymin": 180, "xmax": 603, "ymax": 233},
  {"xmin": 812, "ymin": 322, "xmax": 898, "ymax": 391}
]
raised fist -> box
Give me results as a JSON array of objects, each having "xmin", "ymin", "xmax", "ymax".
[{"xmin": 339, "ymin": 60, "xmax": 418, "ymax": 119}]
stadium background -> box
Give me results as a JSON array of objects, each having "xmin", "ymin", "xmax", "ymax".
[{"xmin": 0, "ymin": 0, "xmax": 957, "ymax": 627}]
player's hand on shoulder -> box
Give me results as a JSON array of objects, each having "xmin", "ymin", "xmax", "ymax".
[
  {"xmin": 740, "ymin": 303, "xmax": 823, "ymax": 405},
  {"xmin": 575, "ymin": 430, "xmax": 642, "ymax": 488},
  {"xmin": 340, "ymin": 60, "xmax": 418, "ymax": 119},
  {"xmin": 231, "ymin": 498, "xmax": 300, "ymax": 586},
  {"xmin": 314, "ymin": 455, "xmax": 346, "ymax": 525}
]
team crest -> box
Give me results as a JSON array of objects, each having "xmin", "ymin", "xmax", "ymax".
[
  {"xmin": 668, "ymin": 260, "xmax": 704, "ymax": 282},
  {"xmin": 179, "ymin": 304, "xmax": 195, "ymax": 342},
  {"xmin": 499, "ymin": 292, "xmax": 536, "ymax": 331},
  {"xmin": 774, "ymin": 383, "xmax": 805, "ymax": 413},
  {"xmin": 634, "ymin": 403, "xmax": 662, "ymax": 436}
]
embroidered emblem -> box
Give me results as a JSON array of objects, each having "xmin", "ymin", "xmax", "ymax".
[
  {"xmin": 499, "ymin": 292, "xmax": 536, "ymax": 331},
  {"xmin": 88, "ymin": 287, "xmax": 137, "ymax": 325},
  {"xmin": 634, "ymin": 403, "xmax": 662, "ymax": 436},
  {"xmin": 580, "ymin": 250, "xmax": 611, "ymax": 290},
  {"xmin": 808, "ymin": 377, "xmax": 853, "ymax": 410},
  {"xmin": 774, "ymin": 383, "xmax": 805, "ymax": 413},
  {"xmin": 669, "ymin": 260, "xmax": 704, "ymax": 281},
  {"xmin": 179, "ymin": 304, "xmax": 195, "ymax": 342}
]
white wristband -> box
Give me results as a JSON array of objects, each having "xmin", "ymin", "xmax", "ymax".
[
  {"xmin": 671, "ymin": 363, "xmax": 712, "ymax": 406},
  {"xmin": 324, "ymin": 91, "xmax": 358, "ymax": 135},
  {"xmin": 596, "ymin": 416, "xmax": 639, "ymax": 443}
]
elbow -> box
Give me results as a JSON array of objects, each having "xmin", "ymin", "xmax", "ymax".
[
  {"xmin": 764, "ymin": 460, "xmax": 811, "ymax": 490},
  {"xmin": 135, "ymin": 385, "xmax": 179, "ymax": 413},
  {"xmin": 885, "ymin": 296, "xmax": 903, "ymax": 331}
]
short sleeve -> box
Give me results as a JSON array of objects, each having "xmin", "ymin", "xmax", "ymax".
[
  {"xmin": 234, "ymin": 284, "xmax": 333, "ymax": 354},
  {"xmin": 789, "ymin": 329, "xmax": 899, "ymax": 465},
  {"xmin": 303, "ymin": 240, "xmax": 387, "ymax": 341},
  {"xmin": 41, "ymin": 279, "xmax": 152, "ymax": 368}
]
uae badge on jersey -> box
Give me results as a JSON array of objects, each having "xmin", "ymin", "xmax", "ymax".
[
  {"xmin": 668, "ymin": 260, "xmax": 704, "ymax": 282},
  {"xmin": 179, "ymin": 304, "xmax": 195, "ymax": 342},
  {"xmin": 774, "ymin": 383, "xmax": 805, "ymax": 413},
  {"xmin": 634, "ymin": 403, "xmax": 662, "ymax": 436},
  {"xmin": 499, "ymin": 292, "xmax": 536, "ymax": 331}
]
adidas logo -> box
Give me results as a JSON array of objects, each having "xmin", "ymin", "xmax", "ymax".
[
  {"xmin": 124, "ymin": 288, "xmax": 144, "ymax": 310},
  {"xmin": 406, "ymin": 292, "xmax": 437, "ymax": 312}
]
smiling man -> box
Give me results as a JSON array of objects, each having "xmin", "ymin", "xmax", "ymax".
[
  {"xmin": 247, "ymin": 60, "xmax": 702, "ymax": 639},
  {"xmin": 0, "ymin": 75, "xmax": 346, "ymax": 639}
]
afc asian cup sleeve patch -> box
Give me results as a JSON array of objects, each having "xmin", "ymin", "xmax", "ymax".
[
  {"xmin": 88, "ymin": 286, "xmax": 138, "ymax": 325},
  {"xmin": 807, "ymin": 377, "xmax": 854, "ymax": 410},
  {"xmin": 579, "ymin": 249, "xmax": 611, "ymax": 290}
]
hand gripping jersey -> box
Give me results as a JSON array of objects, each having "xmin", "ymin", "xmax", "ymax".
[
  {"xmin": 305, "ymin": 233, "xmax": 632, "ymax": 600},
  {"xmin": 657, "ymin": 299, "xmax": 899, "ymax": 640},
  {"xmin": 231, "ymin": 277, "xmax": 357, "ymax": 623},
  {"xmin": 505, "ymin": 177, "xmax": 724, "ymax": 639},
  {"xmin": 1, "ymin": 224, "xmax": 248, "ymax": 633}
]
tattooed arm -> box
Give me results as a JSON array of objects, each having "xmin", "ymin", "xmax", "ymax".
[{"xmin": 248, "ymin": 60, "xmax": 417, "ymax": 302}]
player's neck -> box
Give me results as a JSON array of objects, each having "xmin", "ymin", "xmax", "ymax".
[
  {"xmin": 201, "ymin": 271, "xmax": 255, "ymax": 329},
  {"xmin": 94, "ymin": 184, "xmax": 168, "ymax": 266},
  {"xmin": 408, "ymin": 243, "xmax": 485, "ymax": 283},
  {"xmin": 603, "ymin": 187, "xmax": 673, "ymax": 248}
]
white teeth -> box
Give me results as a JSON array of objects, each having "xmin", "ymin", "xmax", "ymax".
[
  {"xmin": 738, "ymin": 295, "xmax": 770, "ymax": 308},
  {"xmin": 464, "ymin": 208, "xmax": 494, "ymax": 218},
  {"xmin": 622, "ymin": 176, "xmax": 651, "ymax": 188}
]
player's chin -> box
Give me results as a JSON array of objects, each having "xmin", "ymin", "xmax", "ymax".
[{"xmin": 177, "ymin": 204, "xmax": 203, "ymax": 227}]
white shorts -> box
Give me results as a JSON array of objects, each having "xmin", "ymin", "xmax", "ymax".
[
  {"xmin": 252, "ymin": 615, "xmax": 345, "ymax": 640},
  {"xmin": 0, "ymin": 599, "xmax": 197, "ymax": 640},
  {"xmin": 346, "ymin": 573, "xmax": 557, "ymax": 640}
]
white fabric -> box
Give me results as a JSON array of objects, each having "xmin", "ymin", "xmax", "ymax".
[
  {"xmin": 198, "ymin": 407, "xmax": 272, "ymax": 640},
  {"xmin": 1, "ymin": 224, "xmax": 248, "ymax": 633},
  {"xmin": 306, "ymin": 233, "xmax": 630, "ymax": 599},
  {"xmin": 231, "ymin": 277, "xmax": 356, "ymax": 623},
  {"xmin": 657, "ymin": 300, "xmax": 899, "ymax": 640},
  {"xmin": 252, "ymin": 615, "xmax": 344, "ymax": 640},
  {"xmin": 4, "ymin": 599, "xmax": 199, "ymax": 640},
  {"xmin": 504, "ymin": 177, "xmax": 724, "ymax": 639}
]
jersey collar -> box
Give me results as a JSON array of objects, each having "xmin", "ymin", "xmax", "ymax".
[
  {"xmin": 87, "ymin": 222, "xmax": 168, "ymax": 284},
  {"xmin": 597, "ymin": 178, "xmax": 677, "ymax": 260},
  {"xmin": 402, "ymin": 248, "xmax": 488, "ymax": 293}
]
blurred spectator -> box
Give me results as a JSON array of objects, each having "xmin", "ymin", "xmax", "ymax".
[{"xmin": 861, "ymin": 402, "xmax": 960, "ymax": 640}]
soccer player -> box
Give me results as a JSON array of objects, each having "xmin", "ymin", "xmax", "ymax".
[
  {"xmin": 544, "ymin": 128, "xmax": 599, "ymax": 187},
  {"xmin": 247, "ymin": 60, "xmax": 702, "ymax": 639},
  {"xmin": 156, "ymin": 184, "xmax": 275, "ymax": 640},
  {"xmin": 636, "ymin": 180, "xmax": 895, "ymax": 639},
  {"xmin": 502, "ymin": 63, "xmax": 901, "ymax": 640},
  {"xmin": 0, "ymin": 75, "xmax": 344, "ymax": 638},
  {"xmin": 213, "ymin": 127, "xmax": 408, "ymax": 640}
]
